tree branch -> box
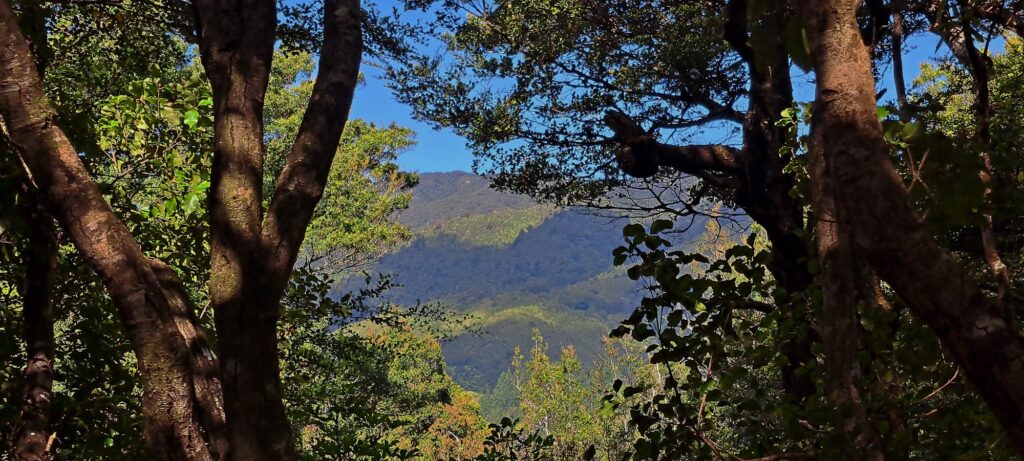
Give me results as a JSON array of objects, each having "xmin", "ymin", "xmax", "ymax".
[
  {"xmin": 604, "ymin": 110, "xmax": 741, "ymax": 180},
  {"xmin": 261, "ymin": 0, "xmax": 362, "ymax": 296},
  {"xmin": 963, "ymin": 0, "xmax": 1024, "ymax": 37}
]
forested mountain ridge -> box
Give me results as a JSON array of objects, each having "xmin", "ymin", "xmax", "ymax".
[{"xmin": 358, "ymin": 172, "xmax": 703, "ymax": 391}]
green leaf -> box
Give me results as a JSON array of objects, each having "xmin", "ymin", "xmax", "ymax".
[
  {"xmin": 183, "ymin": 110, "xmax": 200, "ymax": 129},
  {"xmin": 183, "ymin": 193, "xmax": 201, "ymax": 214}
]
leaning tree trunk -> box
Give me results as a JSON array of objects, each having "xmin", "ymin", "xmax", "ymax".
[
  {"xmin": 0, "ymin": 2, "xmax": 221, "ymax": 459},
  {"xmin": 798, "ymin": 0, "xmax": 1024, "ymax": 453}
]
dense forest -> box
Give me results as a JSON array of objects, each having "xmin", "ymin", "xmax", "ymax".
[{"xmin": 1, "ymin": 0, "xmax": 1023, "ymax": 460}]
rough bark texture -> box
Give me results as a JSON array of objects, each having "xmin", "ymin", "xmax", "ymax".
[
  {"xmin": 192, "ymin": 0, "xmax": 362, "ymax": 458},
  {"xmin": 798, "ymin": 0, "xmax": 1024, "ymax": 453},
  {"xmin": 192, "ymin": 0, "xmax": 287, "ymax": 458},
  {"xmin": 150, "ymin": 259, "xmax": 228, "ymax": 458},
  {"xmin": 808, "ymin": 96, "xmax": 887, "ymax": 461},
  {"xmin": 0, "ymin": 2, "xmax": 215, "ymax": 459},
  {"xmin": 13, "ymin": 186, "xmax": 57, "ymax": 461}
]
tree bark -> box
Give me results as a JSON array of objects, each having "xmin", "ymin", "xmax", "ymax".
[
  {"xmin": 0, "ymin": 2, "xmax": 216, "ymax": 459},
  {"xmin": 191, "ymin": 1, "xmax": 289, "ymax": 458},
  {"xmin": 722, "ymin": 0, "xmax": 818, "ymax": 403},
  {"xmin": 192, "ymin": 0, "xmax": 362, "ymax": 458},
  {"xmin": 798, "ymin": 0, "xmax": 1024, "ymax": 453},
  {"xmin": 13, "ymin": 186, "xmax": 57, "ymax": 461},
  {"xmin": 808, "ymin": 92, "xmax": 887, "ymax": 461},
  {"xmin": 149, "ymin": 259, "xmax": 229, "ymax": 458}
]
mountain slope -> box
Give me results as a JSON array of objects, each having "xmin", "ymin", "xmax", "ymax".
[{"xmin": 350, "ymin": 172, "xmax": 703, "ymax": 391}]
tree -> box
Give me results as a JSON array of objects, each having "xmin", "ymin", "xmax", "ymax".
[
  {"xmin": 0, "ymin": 0, "xmax": 362, "ymax": 458},
  {"xmin": 489, "ymin": 332, "xmax": 654, "ymax": 461},
  {"xmin": 797, "ymin": 0, "xmax": 1024, "ymax": 452},
  {"xmin": 392, "ymin": 0, "xmax": 1024, "ymax": 457},
  {"xmin": 265, "ymin": 52, "xmax": 419, "ymax": 276},
  {"xmin": 390, "ymin": 0, "xmax": 821, "ymax": 409}
]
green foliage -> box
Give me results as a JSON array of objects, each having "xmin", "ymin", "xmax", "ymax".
[
  {"xmin": 602, "ymin": 219, "xmax": 1013, "ymax": 460},
  {"xmin": 467, "ymin": 417, "xmax": 554, "ymax": 461},
  {"xmin": 421, "ymin": 205, "xmax": 555, "ymax": 248},
  {"xmin": 280, "ymin": 268, "xmax": 488, "ymax": 460},
  {"xmin": 387, "ymin": 0, "xmax": 741, "ymax": 207},
  {"xmin": 0, "ymin": 68, "xmax": 210, "ymax": 461},
  {"xmin": 476, "ymin": 332, "xmax": 654, "ymax": 461},
  {"xmin": 265, "ymin": 52, "xmax": 420, "ymax": 276},
  {"xmin": 444, "ymin": 304, "xmax": 611, "ymax": 392},
  {"xmin": 907, "ymin": 39, "xmax": 1024, "ymax": 289},
  {"xmin": 0, "ymin": 40, "xmax": 448, "ymax": 461}
]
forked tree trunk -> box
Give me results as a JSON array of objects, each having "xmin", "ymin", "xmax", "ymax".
[
  {"xmin": 191, "ymin": 0, "xmax": 363, "ymax": 458},
  {"xmin": 191, "ymin": 0, "xmax": 291, "ymax": 458},
  {"xmin": 0, "ymin": 2, "xmax": 218, "ymax": 459},
  {"xmin": 798, "ymin": 0, "xmax": 1024, "ymax": 453}
]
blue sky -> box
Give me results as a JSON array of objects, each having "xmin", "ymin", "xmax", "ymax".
[
  {"xmin": 347, "ymin": 20, "xmax": 987, "ymax": 174},
  {"xmin": 348, "ymin": 65, "xmax": 474, "ymax": 173}
]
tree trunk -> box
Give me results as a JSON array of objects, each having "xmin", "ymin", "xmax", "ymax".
[
  {"xmin": 798, "ymin": 0, "xmax": 1024, "ymax": 453},
  {"xmin": 808, "ymin": 98, "xmax": 887, "ymax": 461},
  {"xmin": 192, "ymin": 0, "xmax": 362, "ymax": 458},
  {"xmin": 191, "ymin": 1, "xmax": 295, "ymax": 459},
  {"xmin": 0, "ymin": 2, "xmax": 216, "ymax": 459},
  {"xmin": 13, "ymin": 186, "xmax": 57, "ymax": 461},
  {"xmin": 725, "ymin": 0, "xmax": 817, "ymax": 403}
]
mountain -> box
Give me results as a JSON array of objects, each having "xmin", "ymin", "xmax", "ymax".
[{"xmin": 349, "ymin": 172, "xmax": 704, "ymax": 392}]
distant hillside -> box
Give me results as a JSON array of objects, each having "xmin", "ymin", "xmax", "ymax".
[
  {"xmin": 398, "ymin": 172, "xmax": 536, "ymax": 228},
  {"xmin": 345, "ymin": 172, "xmax": 705, "ymax": 391}
]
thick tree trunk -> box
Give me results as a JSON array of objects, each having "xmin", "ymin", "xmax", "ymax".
[
  {"xmin": 191, "ymin": 1, "xmax": 295, "ymax": 459},
  {"xmin": 192, "ymin": 0, "xmax": 362, "ymax": 458},
  {"xmin": 13, "ymin": 187, "xmax": 57, "ymax": 461},
  {"xmin": 0, "ymin": 2, "xmax": 216, "ymax": 459},
  {"xmin": 808, "ymin": 103, "xmax": 887, "ymax": 461},
  {"xmin": 798, "ymin": 0, "xmax": 1024, "ymax": 453},
  {"xmin": 726, "ymin": 0, "xmax": 817, "ymax": 403}
]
